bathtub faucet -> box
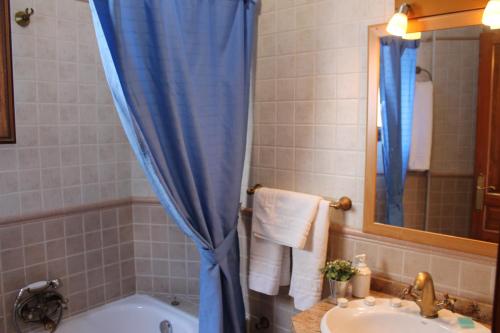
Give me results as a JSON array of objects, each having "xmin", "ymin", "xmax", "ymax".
[
  {"xmin": 160, "ymin": 320, "xmax": 173, "ymax": 333},
  {"xmin": 13, "ymin": 279, "xmax": 68, "ymax": 333}
]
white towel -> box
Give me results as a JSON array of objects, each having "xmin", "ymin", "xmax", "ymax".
[
  {"xmin": 248, "ymin": 234, "xmax": 291, "ymax": 295},
  {"xmin": 409, "ymin": 81, "xmax": 433, "ymax": 171},
  {"xmin": 252, "ymin": 187, "xmax": 321, "ymax": 249},
  {"xmin": 289, "ymin": 200, "xmax": 330, "ymax": 310},
  {"xmin": 248, "ymin": 187, "xmax": 319, "ymax": 295}
]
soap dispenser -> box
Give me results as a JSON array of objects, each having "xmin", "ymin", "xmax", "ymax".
[{"xmin": 352, "ymin": 254, "xmax": 371, "ymax": 298}]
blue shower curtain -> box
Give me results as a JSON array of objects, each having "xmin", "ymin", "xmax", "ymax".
[
  {"xmin": 89, "ymin": 1, "xmax": 257, "ymax": 332},
  {"xmin": 379, "ymin": 37, "xmax": 419, "ymax": 227}
]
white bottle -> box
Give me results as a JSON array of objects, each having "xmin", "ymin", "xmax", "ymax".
[{"xmin": 352, "ymin": 254, "xmax": 371, "ymax": 298}]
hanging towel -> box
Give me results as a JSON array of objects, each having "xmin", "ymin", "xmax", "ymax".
[
  {"xmin": 248, "ymin": 235, "xmax": 290, "ymax": 295},
  {"xmin": 289, "ymin": 200, "xmax": 330, "ymax": 310},
  {"xmin": 248, "ymin": 187, "xmax": 319, "ymax": 295},
  {"xmin": 252, "ymin": 187, "xmax": 321, "ymax": 249},
  {"xmin": 409, "ymin": 81, "xmax": 433, "ymax": 171}
]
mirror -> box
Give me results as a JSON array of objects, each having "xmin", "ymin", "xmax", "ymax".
[
  {"xmin": 375, "ymin": 25, "xmax": 483, "ymax": 238},
  {"xmin": 365, "ymin": 12, "xmax": 499, "ymax": 257},
  {"xmin": 0, "ymin": 0, "xmax": 15, "ymax": 144}
]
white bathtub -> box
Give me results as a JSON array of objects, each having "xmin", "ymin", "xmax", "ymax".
[{"xmin": 56, "ymin": 294, "xmax": 198, "ymax": 333}]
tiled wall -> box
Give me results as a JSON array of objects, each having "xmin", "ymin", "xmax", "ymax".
[
  {"xmin": 249, "ymin": 0, "xmax": 392, "ymax": 230},
  {"xmin": 375, "ymin": 173, "xmax": 428, "ymax": 230},
  {"xmin": 377, "ymin": 173, "xmax": 474, "ymax": 239},
  {"xmin": 131, "ymin": 203, "xmax": 200, "ymax": 301},
  {"xmin": 0, "ymin": 204, "xmax": 135, "ymax": 333},
  {"xmin": 427, "ymin": 175, "xmax": 474, "ymax": 237},
  {"xmin": 375, "ymin": 173, "xmax": 474, "ymax": 237},
  {"xmin": 430, "ymin": 27, "xmax": 480, "ymax": 175},
  {"xmin": 0, "ymin": 1, "xmax": 139, "ymax": 331},
  {"xmin": 0, "ymin": 0, "xmax": 132, "ymax": 220}
]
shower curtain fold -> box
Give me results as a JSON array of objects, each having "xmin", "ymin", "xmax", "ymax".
[
  {"xmin": 89, "ymin": 1, "xmax": 258, "ymax": 332},
  {"xmin": 379, "ymin": 36, "xmax": 419, "ymax": 227}
]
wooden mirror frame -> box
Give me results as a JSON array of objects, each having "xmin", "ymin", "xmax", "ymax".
[
  {"xmin": 0, "ymin": 0, "xmax": 15, "ymax": 144},
  {"xmin": 364, "ymin": 10, "xmax": 498, "ymax": 258}
]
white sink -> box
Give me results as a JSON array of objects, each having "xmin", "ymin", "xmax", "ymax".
[{"xmin": 320, "ymin": 298, "xmax": 490, "ymax": 333}]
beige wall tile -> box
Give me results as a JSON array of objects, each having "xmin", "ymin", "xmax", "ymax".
[
  {"xmin": 429, "ymin": 256, "xmax": 460, "ymax": 289},
  {"xmin": 460, "ymin": 262, "xmax": 493, "ymax": 296},
  {"xmin": 376, "ymin": 246, "xmax": 403, "ymax": 277},
  {"xmin": 403, "ymin": 251, "xmax": 431, "ymax": 278}
]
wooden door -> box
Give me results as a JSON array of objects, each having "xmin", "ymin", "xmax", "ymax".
[{"xmin": 471, "ymin": 32, "xmax": 500, "ymax": 243}]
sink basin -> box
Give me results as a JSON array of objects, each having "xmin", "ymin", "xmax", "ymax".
[{"xmin": 320, "ymin": 298, "xmax": 490, "ymax": 333}]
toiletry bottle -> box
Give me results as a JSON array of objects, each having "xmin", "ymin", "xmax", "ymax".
[{"xmin": 352, "ymin": 254, "xmax": 371, "ymax": 298}]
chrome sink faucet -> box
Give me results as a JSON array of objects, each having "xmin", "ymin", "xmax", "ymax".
[{"xmin": 400, "ymin": 271, "xmax": 455, "ymax": 318}]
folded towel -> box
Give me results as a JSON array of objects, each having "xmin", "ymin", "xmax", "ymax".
[
  {"xmin": 252, "ymin": 187, "xmax": 321, "ymax": 249},
  {"xmin": 409, "ymin": 81, "xmax": 433, "ymax": 171},
  {"xmin": 289, "ymin": 200, "xmax": 330, "ymax": 310},
  {"xmin": 248, "ymin": 235, "xmax": 289, "ymax": 295}
]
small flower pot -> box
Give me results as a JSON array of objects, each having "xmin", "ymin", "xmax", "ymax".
[{"xmin": 329, "ymin": 279, "xmax": 349, "ymax": 301}]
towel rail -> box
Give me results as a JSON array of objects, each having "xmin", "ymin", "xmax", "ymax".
[{"xmin": 246, "ymin": 184, "xmax": 352, "ymax": 211}]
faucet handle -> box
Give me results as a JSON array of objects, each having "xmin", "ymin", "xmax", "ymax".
[
  {"xmin": 60, "ymin": 297, "xmax": 69, "ymax": 310},
  {"xmin": 399, "ymin": 285, "xmax": 413, "ymax": 299},
  {"xmin": 437, "ymin": 293, "xmax": 456, "ymax": 312}
]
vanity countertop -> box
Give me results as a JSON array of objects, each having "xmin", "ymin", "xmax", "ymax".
[
  {"xmin": 291, "ymin": 291, "xmax": 390, "ymax": 333},
  {"xmin": 291, "ymin": 287, "xmax": 492, "ymax": 333}
]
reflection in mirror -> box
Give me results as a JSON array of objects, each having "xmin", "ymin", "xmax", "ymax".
[{"xmin": 374, "ymin": 25, "xmax": 500, "ymax": 243}]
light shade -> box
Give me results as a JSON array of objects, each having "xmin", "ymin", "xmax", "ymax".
[
  {"xmin": 403, "ymin": 32, "xmax": 421, "ymax": 40},
  {"xmin": 387, "ymin": 12, "xmax": 408, "ymax": 36},
  {"xmin": 483, "ymin": 0, "xmax": 500, "ymax": 29}
]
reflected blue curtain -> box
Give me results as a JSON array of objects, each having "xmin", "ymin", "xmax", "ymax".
[
  {"xmin": 379, "ymin": 37, "xmax": 419, "ymax": 227},
  {"xmin": 89, "ymin": 1, "xmax": 257, "ymax": 332}
]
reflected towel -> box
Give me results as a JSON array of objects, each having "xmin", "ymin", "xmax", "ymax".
[
  {"xmin": 289, "ymin": 200, "xmax": 330, "ymax": 310},
  {"xmin": 409, "ymin": 81, "xmax": 433, "ymax": 171}
]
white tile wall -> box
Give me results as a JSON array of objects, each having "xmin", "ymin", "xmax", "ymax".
[
  {"xmin": 250, "ymin": 0, "xmax": 395, "ymax": 230},
  {"xmin": 0, "ymin": 0, "xmax": 132, "ymax": 219}
]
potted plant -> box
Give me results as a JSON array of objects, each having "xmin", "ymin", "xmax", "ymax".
[{"xmin": 321, "ymin": 259, "xmax": 357, "ymax": 300}]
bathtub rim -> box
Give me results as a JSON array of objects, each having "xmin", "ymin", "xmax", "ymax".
[{"xmin": 58, "ymin": 293, "xmax": 198, "ymax": 329}]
